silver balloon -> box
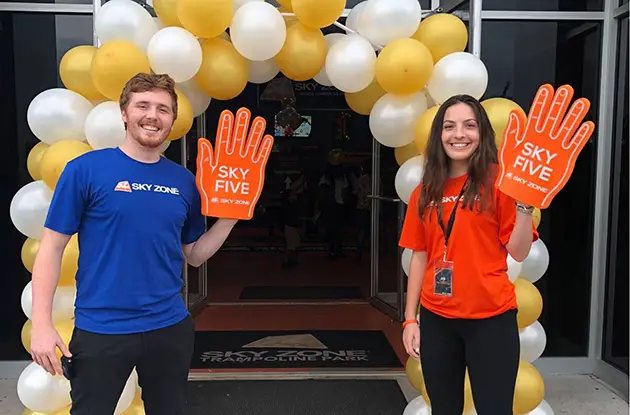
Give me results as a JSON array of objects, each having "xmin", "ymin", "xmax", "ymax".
[
  {"xmin": 507, "ymin": 254, "xmax": 523, "ymax": 282},
  {"xmin": 526, "ymin": 400, "xmax": 555, "ymax": 415},
  {"xmin": 147, "ymin": 26, "xmax": 202, "ymax": 83},
  {"xmin": 344, "ymin": 1, "xmax": 366, "ymax": 34},
  {"xmin": 403, "ymin": 395, "xmax": 432, "ymax": 415},
  {"xmin": 313, "ymin": 33, "xmax": 346, "ymax": 87},
  {"xmin": 21, "ymin": 281, "xmax": 77, "ymax": 323},
  {"xmin": 10, "ymin": 180, "xmax": 53, "ymax": 240},
  {"xmin": 426, "ymin": 52, "xmax": 488, "ymax": 104},
  {"xmin": 395, "ymin": 155, "xmax": 425, "ymax": 204},
  {"xmin": 177, "ymin": 78, "xmax": 212, "ymax": 117},
  {"xmin": 358, "ymin": 0, "xmax": 422, "ymax": 47},
  {"xmin": 94, "ymin": 0, "xmax": 158, "ymax": 52},
  {"xmin": 85, "ymin": 101, "xmax": 126, "ymax": 150},
  {"xmin": 520, "ymin": 239, "xmax": 549, "ymax": 283},
  {"xmin": 17, "ymin": 362, "xmax": 71, "ymax": 413},
  {"xmin": 230, "ymin": 1, "xmax": 286, "ymax": 61},
  {"xmin": 27, "ymin": 88, "xmax": 94, "ymax": 145},
  {"xmin": 248, "ymin": 59, "xmax": 280, "ymax": 84},
  {"xmin": 325, "ymin": 33, "xmax": 376, "ymax": 93},
  {"xmin": 402, "ymin": 248, "xmax": 412, "ymax": 276},
  {"xmin": 519, "ymin": 320, "xmax": 547, "ymax": 362},
  {"xmin": 370, "ymin": 92, "xmax": 428, "ymax": 148}
]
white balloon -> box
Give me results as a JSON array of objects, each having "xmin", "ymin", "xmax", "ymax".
[
  {"xmin": 10, "ymin": 181, "xmax": 53, "ymax": 240},
  {"xmin": 427, "ymin": 52, "xmax": 489, "ymax": 104},
  {"xmin": 402, "ymin": 248, "xmax": 412, "ymax": 276},
  {"xmin": 507, "ymin": 254, "xmax": 523, "ymax": 282},
  {"xmin": 358, "ymin": 0, "xmax": 422, "ymax": 47},
  {"xmin": 17, "ymin": 362, "xmax": 71, "ymax": 413},
  {"xmin": 85, "ymin": 101, "xmax": 126, "ymax": 150},
  {"xmin": 519, "ymin": 320, "xmax": 547, "ymax": 362},
  {"xmin": 95, "ymin": 0, "xmax": 158, "ymax": 51},
  {"xmin": 395, "ymin": 155, "xmax": 425, "ymax": 204},
  {"xmin": 114, "ymin": 370, "xmax": 138, "ymax": 415},
  {"xmin": 176, "ymin": 78, "xmax": 211, "ymax": 117},
  {"xmin": 520, "ymin": 239, "xmax": 550, "ymax": 283},
  {"xmin": 370, "ymin": 92, "xmax": 428, "ymax": 148},
  {"xmin": 153, "ymin": 17, "xmax": 165, "ymax": 30},
  {"xmin": 248, "ymin": 59, "xmax": 280, "ymax": 84},
  {"xmin": 526, "ymin": 400, "xmax": 555, "ymax": 415},
  {"xmin": 160, "ymin": 140, "xmax": 171, "ymax": 153},
  {"xmin": 403, "ymin": 395, "xmax": 432, "ymax": 415},
  {"xmin": 21, "ymin": 281, "xmax": 76, "ymax": 323},
  {"xmin": 147, "ymin": 27, "xmax": 202, "ymax": 83},
  {"xmin": 345, "ymin": 1, "xmax": 366, "ymax": 34},
  {"xmin": 234, "ymin": 0, "xmax": 263, "ymax": 13},
  {"xmin": 313, "ymin": 33, "xmax": 346, "ymax": 86},
  {"xmin": 230, "ymin": 2, "xmax": 286, "ymax": 61},
  {"xmin": 27, "ymin": 88, "xmax": 94, "ymax": 145},
  {"xmin": 325, "ymin": 33, "xmax": 376, "ymax": 93}
]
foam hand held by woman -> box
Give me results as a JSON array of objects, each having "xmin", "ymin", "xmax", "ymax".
[
  {"xmin": 495, "ymin": 84, "xmax": 595, "ymax": 209},
  {"xmin": 196, "ymin": 107, "xmax": 274, "ymax": 220}
]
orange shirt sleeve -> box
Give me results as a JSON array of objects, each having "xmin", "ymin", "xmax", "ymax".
[
  {"xmin": 496, "ymin": 189, "xmax": 540, "ymax": 246},
  {"xmin": 399, "ymin": 186, "xmax": 427, "ymax": 251}
]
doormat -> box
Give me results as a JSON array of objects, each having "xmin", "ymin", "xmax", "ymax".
[
  {"xmin": 191, "ymin": 330, "xmax": 403, "ymax": 369},
  {"xmin": 239, "ymin": 285, "xmax": 364, "ymax": 300},
  {"xmin": 185, "ymin": 379, "xmax": 408, "ymax": 415}
]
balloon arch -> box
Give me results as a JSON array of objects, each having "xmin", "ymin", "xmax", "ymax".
[{"xmin": 11, "ymin": 0, "xmax": 554, "ymax": 413}]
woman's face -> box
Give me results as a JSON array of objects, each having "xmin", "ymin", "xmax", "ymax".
[{"xmin": 441, "ymin": 102, "xmax": 480, "ymax": 162}]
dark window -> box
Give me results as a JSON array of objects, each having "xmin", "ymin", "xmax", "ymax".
[
  {"xmin": 0, "ymin": 12, "xmax": 92, "ymax": 360},
  {"xmin": 603, "ymin": 16, "xmax": 629, "ymax": 375},
  {"xmin": 481, "ymin": 20, "xmax": 602, "ymax": 357},
  {"xmin": 482, "ymin": 0, "xmax": 603, "ymax": 11}
]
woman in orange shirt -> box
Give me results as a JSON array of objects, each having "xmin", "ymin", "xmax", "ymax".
[{"xmin": 399, "ymin": 94, "xmax": 538, "ymax": 415}]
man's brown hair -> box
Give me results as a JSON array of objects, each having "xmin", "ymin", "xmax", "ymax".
[{"xmin": 119, "ymin": 73, "xmax": 178, "ymax": 120}]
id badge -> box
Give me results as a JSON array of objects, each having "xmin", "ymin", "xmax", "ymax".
[{"xmin": 434, "ymin": 260, "xmax": 454, "ymax": 296}]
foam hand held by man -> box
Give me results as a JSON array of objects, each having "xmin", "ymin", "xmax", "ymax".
[
  {"xmin": 196, "ymin": 107, "xmax": 274, "ymax": 220},
  {"xmin": 495, "ymin": 84, "xmax": 595, "ymax": 209}
]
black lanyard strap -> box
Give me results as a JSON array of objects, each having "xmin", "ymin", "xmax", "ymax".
[{"xmin": 438, "ymin": 178, "xmax": 470, "ymax": 251}]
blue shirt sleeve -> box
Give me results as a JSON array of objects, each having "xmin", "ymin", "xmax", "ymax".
[
  {"xmin": 44, "ymin": 159, "xmax": 87, "ymax": 236},
  {"xmin": 182, "ymin": 177, "xmax": 206, "ymax": 245}
]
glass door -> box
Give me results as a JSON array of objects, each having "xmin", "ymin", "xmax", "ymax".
[{"xmin": 369, "ymin": 139, "xmax": 406, "ymax": 321}]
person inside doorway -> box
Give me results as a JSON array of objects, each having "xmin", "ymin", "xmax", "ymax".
[
  {"xmin": 399, "ymin": 94, "xmax": 538, "ymax": 415},
  {"xmin": 354, "ymin": 158, "xmax": 372, "ymax": 262},
  {"xmin": 29, "ymin": 73, "xmax": 238, "ymax": 415}
]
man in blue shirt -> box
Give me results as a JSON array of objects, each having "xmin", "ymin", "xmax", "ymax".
[{"xmin": 29, "ymin": 73, "xmax": 237, "ymax": 414}]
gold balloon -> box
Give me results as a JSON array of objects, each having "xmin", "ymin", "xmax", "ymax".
[
  {"xmin": 40, "ymin": 140, "xmax": 92, "ymax": 191},
  {"xmin": 481, "ymin": 98, "xmax": 526, "ymax": 147},
  {"xmin": 60, "ymin": 234, "xmax": 80, "ymax": 286},
  {"xmin": 414, "ymin": 105, "xmax": 440, "ymax": 153},
  {"xmin": 292, "ymin": 0, "xmax": 345, "ymax": 28},
  {"xmin": 514, "ymin": 278, "xmax": 543, "ymax": 328},
  {"xmin": 395, "ymin": 141, "xmax": 420, "ymax": 166},
  {"xmin": 280, "ymin": 6, "xmax": 299, "ymax": 27},
  {"xmin": 344, "ymin": 79, "xmax": 386, "ymax": 115},
  {"xmin": 533, "ymin": 208, "xmax": 541, "ymax": 228},
  {"xmin": 411, "ymin": 13, "xmax": 468, "ymax": 63},
  {"xmin": 91, "ymin": 41, "xmax": 151, "ymax": 101},
  {"xmin": 513, "ymin": 360, "xmax": 545, "ymax": 414},
  {"xmin": 177, "ymin": 0, "xmax": 232, "ymax": 39},
  {"xmin": 152, "ymin": 0, "xmax": 182, "ymax": 28},
  {"xmin": 167, "ymin": 89, "xmax": 194, "ymax": 141},
  {"xmin": 196, "ymin": 38, "xmax": 248, "ymax": 101},
  {"xmin": 27, "ymin": 142, "xmax": 50, "ymax": 181},
  {"xmin": 275, "ymin": 23, "xmax": 327, "ymax": 81},
  {"xmin": 122, "ymin": 390, "xmax": 146, "ymax": 414},
  {"xmin": 21, "ymin": 238, "xmax": 40, "ymax": 273},
  {"xmin": 60, "ymin": 46, "xmax": 107, "ymax": 101},
  {"xmin": 375, "ymin": 38, "xmax": 434, "ymax": 95},
  {"xmin": 276, "ymin": 0, "xmax": 293, "ymax": 10},
  {"xmin": 22, "ymin": 319, "xmax": 32, "ymax": 353},
  {"xmin": 22, "ymin": 402, "xmax": 71, "ymax": 414}
]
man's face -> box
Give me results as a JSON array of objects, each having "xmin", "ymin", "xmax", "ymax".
[{"xmin": 121, "ymin": 90, "xmax": 175, "ymax": 149}]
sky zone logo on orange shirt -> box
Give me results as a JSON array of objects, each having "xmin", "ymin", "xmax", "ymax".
[{"xmin": 114, "ymin": 181, "xmax": 180, "ymax": 195}]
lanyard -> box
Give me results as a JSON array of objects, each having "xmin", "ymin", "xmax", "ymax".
[{"xmin": 437, "ymin": 178, "xmax": 469, "ymax": 261}]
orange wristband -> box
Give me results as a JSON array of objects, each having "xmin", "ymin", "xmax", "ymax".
[{"xmin": 402, "ymin": 319, "xmax": 418, "ymax": 328}]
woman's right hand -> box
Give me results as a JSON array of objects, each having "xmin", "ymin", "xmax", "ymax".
[
  {"xmin": 403, "ymin": 322, "xmax": 420, "ymax": 358},
  {"xmin": 30, "ymin": 323, "xmax": 71, "ymax": 376}
]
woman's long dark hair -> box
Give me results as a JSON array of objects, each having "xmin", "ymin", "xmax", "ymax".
[{"xmin": 418, "ymin": 94, "xmax": 498, "ymax": 218}]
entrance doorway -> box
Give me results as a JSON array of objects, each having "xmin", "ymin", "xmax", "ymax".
[{"xmin": 180, "ymin": 68, "xmax": 408, "ymax": 376}]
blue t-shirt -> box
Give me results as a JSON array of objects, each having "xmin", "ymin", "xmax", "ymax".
[{"xmin": 44, "ymin": 147, "xmax": 205, "ymax": 334}]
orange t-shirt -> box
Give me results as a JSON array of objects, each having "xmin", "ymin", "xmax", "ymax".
[{"xmin": 399, "ymin": 174, "xmax": 539, "ymax": 320}]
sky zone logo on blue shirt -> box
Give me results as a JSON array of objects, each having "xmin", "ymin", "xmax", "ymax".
[{"xmin": 114, "ymin": 181, "xmax": 180, "ymax": 196}]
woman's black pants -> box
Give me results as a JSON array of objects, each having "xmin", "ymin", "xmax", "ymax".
[{"xmin": 419, "ymin": 306, "xmax": 520, "ymax": 415}]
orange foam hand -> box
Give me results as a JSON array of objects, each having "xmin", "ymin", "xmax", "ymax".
[
  {"xmin": 495, "ymin": 84, "xmax": 595, "ymax": 209},
  {"xmin": 196, "ymin": 107, "xmax": 274, "ymax": 220}
]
